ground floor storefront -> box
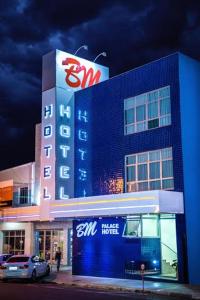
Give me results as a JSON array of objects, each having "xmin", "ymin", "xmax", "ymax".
[
  {"xmin": 0, "ymin": 190, "xmax": 185, "ymax": 282},
  {"xmin": 72, "ymin": 214, "xmax": 178, "ymax": 280},
  {"xmin": 0, "ymin": 221, "xmax": 72, "ymax": 265}
]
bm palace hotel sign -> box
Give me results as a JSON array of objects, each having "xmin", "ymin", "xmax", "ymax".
[{"xmin": 40, "ymin": 50, "xmax": 109, "ymax": 203}]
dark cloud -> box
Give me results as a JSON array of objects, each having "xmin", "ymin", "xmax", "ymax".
[{"xmin": 0, "ymin": 0, "xmax": 200, "ymax": 169}]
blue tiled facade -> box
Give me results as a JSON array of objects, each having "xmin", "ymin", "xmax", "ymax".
[
  {"xmin": 73, "ymin": 53, "xmax": 200, "ymax": 284},
  {"xmin": 75, "ymin": 53, "xmax": 184, "ymax": 196}
]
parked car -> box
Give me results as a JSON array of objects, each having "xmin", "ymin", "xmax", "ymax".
[
  {"xmin": 0, "ymin": 255, "xmax": 50, "ymax": 281},
  {"xmin": 0, "ymin": 254, "xmax": 13, "ymax": 266}
]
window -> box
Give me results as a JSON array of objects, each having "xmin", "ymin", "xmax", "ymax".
[
  {"xmin": 3, "ymin": 230, "xmax": 25, "ymax": 255},
  {"xmin": 18, "ymin": 187, "xmax": 29, "ymax": 204},
  {"xmin": 126, "ymin": 148, "xmax": 174, "ymax": 192},
  {"xmin": 124, "ymin": 86, "xmax": 171, "ymax": 135},
  {"xmin": 123, "ymin": 215, "xmax": 159, "ymax": 238}
]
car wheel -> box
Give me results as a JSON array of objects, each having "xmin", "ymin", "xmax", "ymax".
[
  {"xmin": 31, "ymin": 270, "xmax": 37, "ymax": 282},
  {"xmin": 45, "ymin": 265, "xmax": 50, "ymax": 276}
]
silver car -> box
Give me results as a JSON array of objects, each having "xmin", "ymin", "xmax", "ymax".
[{"xmin": 0, "ymin": 255, "xmax": 50, "ymax": 281}]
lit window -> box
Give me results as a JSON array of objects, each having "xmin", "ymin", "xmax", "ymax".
[
  {"xmin": 124, "ymin": 86, "xmax": 171, "ymax": 135},
  {"xmin": 126, "ymin": 148, "xmax": 174, "ymax": 192},
  {"xmin": 123, "ymin": 215, "xmax": 159, "ymax": 238}
]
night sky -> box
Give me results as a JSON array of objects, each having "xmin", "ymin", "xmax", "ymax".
[{"xmin": 0, "ymin": 0, "xmax": 200, "ymax": 170}]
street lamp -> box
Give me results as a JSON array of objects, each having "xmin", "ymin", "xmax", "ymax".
[
  {"xmin": 93, "ymin": 52, "xmax": 107, "ymax": 63},
  {"xmin": 74, "ymin": 45, "xmax": 88, "ymax": 56}
]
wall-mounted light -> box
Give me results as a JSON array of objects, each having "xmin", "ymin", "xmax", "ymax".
[
  {"xmin": 93, "ymin": 52, "xmax": 107, "ymax": 63},
  {"xmin": 74, "ymin": 45, "xmax": 88, "ymax": 56}
]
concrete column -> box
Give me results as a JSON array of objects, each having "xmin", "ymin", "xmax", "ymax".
[
  {"xmin": 24, "ymin": 222, "xmax": 34, "ymax": 255},
  {"xmin": 63, "ymin": 228, "xmax": 68, "ymax": 265},
  {"xmin": 0, "ymin": 230, "xmax": 3, "ymax": 253}
]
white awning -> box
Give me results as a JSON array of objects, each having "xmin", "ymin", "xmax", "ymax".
[{"xmin": 50, "ymin": 190, "xmax": 184, "ymax": 219}]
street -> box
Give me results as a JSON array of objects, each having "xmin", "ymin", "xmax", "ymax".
[{"xmin": 0, "ymin": 282, "xmax": 188, "ymax": 300}]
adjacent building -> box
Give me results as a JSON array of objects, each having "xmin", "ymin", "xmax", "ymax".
[{"xmin": 0, "ymin": 50, "xmax": 200, "ymax": 284}]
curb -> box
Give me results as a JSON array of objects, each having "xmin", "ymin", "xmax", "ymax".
[{"xmin": 42, "ymin": 279, "xmax": 200, "ymax": 299}]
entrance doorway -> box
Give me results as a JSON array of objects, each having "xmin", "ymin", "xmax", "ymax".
[{"xmin": 36, "ymin": 230, "xmax": 64, "ymax": 263}]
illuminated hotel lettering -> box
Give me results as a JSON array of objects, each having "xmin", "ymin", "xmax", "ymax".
[
  {"xmin": 60, "ymin": 125, "xmax": 71, "ymax": 138},
  {"xmin": 44, "ymin": 166, "xmax": 51, "ymax": 178},
  {"xmin": 77, "ymin": 109, "xmax": 89, "ymax": 195},
  {"xmin": 78, "ymin": 129, "xmax": 88, "ymax": 141},
  {"xmin": 78, "ymin": 149, "xmax": 87, "ymax": 160},
  {"xmin": 60, "ymin": 166, "xmax": 70, "ymax": 179},
  {"xmin": 78, "ymin": 110, "xmax": 88, "ymax": 122},
  {"xmin": 60, "ymin": 145, "xmax": 70, "ymax": 158},
  {"xmin": 42, "ymin": 102, "xmax": 72, "ymax": 200},
  {"xmin": 58, "ymin": 104, "xmax": 71, "ymax": 200},
  {"xmin": 60, "ymin": 105, "xmax": 71, "ymax": 118},
  {"xmin": 42, "ymin": 102, "xmax": 54, "ymax": 200},
  {"xmin": 59, "ymin": 187, "xmax": 69, "ymax": 199},
  {"xmin": 44, "ymin": 104, "xmax": 53, "ymax": 118},
  {"xmin": 44, "ymin": 145, "xmax": 52, "ymax": 158},
  {"xmin": 44, "ymin": 125, "xmax": 52, "ymax": 137},
  {"xmin": 43, "ymin": 187, "xmax": 51, "ymax": 200},
  {"xmin": 76, "ymin": 221, "xmax": 97, "ymax": 237}
]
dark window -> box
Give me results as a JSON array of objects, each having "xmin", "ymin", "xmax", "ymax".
[
  {"xmin": 148, "ymin": 118, "xmax": 159, "ymax": 129},
  {"xmin": 19, "ymin": 187, "xmax": 29, "ymax": 204}
]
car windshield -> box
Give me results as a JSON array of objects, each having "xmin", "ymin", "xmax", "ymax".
[{"xmin": 7, "ymin": 257, "xmax": 29, "ymax": 263}]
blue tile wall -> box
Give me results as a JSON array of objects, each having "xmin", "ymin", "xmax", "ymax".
[
  {"xmin": 73, "ymin": 217, "xmax": 161, "ymax": 278},
  {"xmin": 75, "ymin": 53, "xmax": 184, "ymax": 196},
  {"xmin": 74, "ymin": 53, "xmax": 187, "ymax": 282}
]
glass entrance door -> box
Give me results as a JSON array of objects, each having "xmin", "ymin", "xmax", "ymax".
[
  {"xmin": 160, "ymin": 214, "xmax": 178, "ymax": 278},
  {"xmin": 37, "ymin": 230, "xmax": 64, "ymax": 263}
]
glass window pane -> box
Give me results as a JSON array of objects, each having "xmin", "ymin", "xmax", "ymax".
[
  {"xmin": 136, "ymin": 105, "xmax": 146, "ymax": 122},
  {"xmin": 148, "ymin": 90, "xmax": 158, "ymax": 102},
  {"xmin": 149, "ymin": 150, "xmax": 160, "ymax": 161},
  {"xmin": 138, "ymin": 181, "xmax": 148, "ymax": 191},
  {"xmin": 161, "ymin": 148, "xmax": 172, "ymax": 159},
  {"xmin": 135, "ymin": 94, "xmax": 146, "ymax": 106},
  {"xmin": 150, "ymin": 162, "xmax": 160, "ymax": 179},
  {"xmin": 148, "ymin": 102, "xmax": 158, "ymax": 119},
  {"xmin": 148, "ymin": 118, "xmax": 159, "ymax": 129},
  {"xmin": 124, "ymin": 97, "xmax": 135, "ymax": 110},
  {"xmin": 125, "ymin": 219, "xmax": 141, "ymax": 237},
  {"xmin": 126, "ymin": 125, "xmax": 135, "ymax": 135},
  {"xmin": 142, "ymin": 217, "xmax": 159, "ymax": 237},
  {"xmin": 162, "ymin": 160, "xmax": 173, "ymax": 178},
  {"xmin": 160, "ymin": 115, "xmax": 171, "ymax": 126},
  {"xmin": 162, "ymin": 179, "xmax": 174, "ymax": 189},
  {"xmin": 138, "ymin": 164, "xmax": 147, "ymax": 180},
  {"xmin": 127, "ymin": 166, "xmax": 136, "ymax": 181},
  {"xmin": 150, "ymin": 180, "xmax": 161, "ymax": 190},
  {"xmin": 138, "ymin": 153, "xmax": 148, "ymax": 163},
  {"xmin": 127, "ymin": 183, "xmax": 137, "ymax": 192},
  {"xmin": 136, "ymin": 122, "xmax": 146, "ymax": 132},
  {"xmin": 160, "ymin": 97, "xmax": 171, "ymax": 115},
  {"xmin": 125, "ymin": 108, "xmax": 134, "ymax": 124},
  {"xmin": 126, "ymin": 155, "xmax": 136, "ymax": 165},
  {"xmin": 159, "ymin": 86, "xmax": 170, "ymax": 98}
]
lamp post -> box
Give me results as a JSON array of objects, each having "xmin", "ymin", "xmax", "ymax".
[
  {"xmin": 74, "ymin": 45, "xmax": 88, "ymax": 56},
  {"xmin": 93, "ymin": 52, "xmax": 107, "ymax": 63}
]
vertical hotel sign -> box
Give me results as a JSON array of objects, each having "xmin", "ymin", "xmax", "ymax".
[{"xmin": 41, "ymin": 50, "xmax": 109, "ymax": 204}]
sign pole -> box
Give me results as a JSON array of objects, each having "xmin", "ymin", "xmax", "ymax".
[{"xmin": 140, "ymin": 263, "xmax": 145, "ymax": 293}]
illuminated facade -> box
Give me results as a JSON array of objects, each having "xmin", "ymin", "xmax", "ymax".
[{"xmin": 0, "ymin": 51, "xmax": 200, "ymax": 284}]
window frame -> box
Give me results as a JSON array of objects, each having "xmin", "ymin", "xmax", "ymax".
[
  {"xmin": 18, "ymin": 186, "xmax": 29, "ymax": 205},
  {"xmin": 125, "ymin": 148, "xmax": 174, "ymax": 193},
  {"xmin": 124, "ymin": 86, "xmax": 171, "ymax": 135}
]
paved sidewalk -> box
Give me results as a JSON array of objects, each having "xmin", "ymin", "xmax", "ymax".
[{"xmin": 43, "ymin": 266, "xmax": 200, "ymax": 299}]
